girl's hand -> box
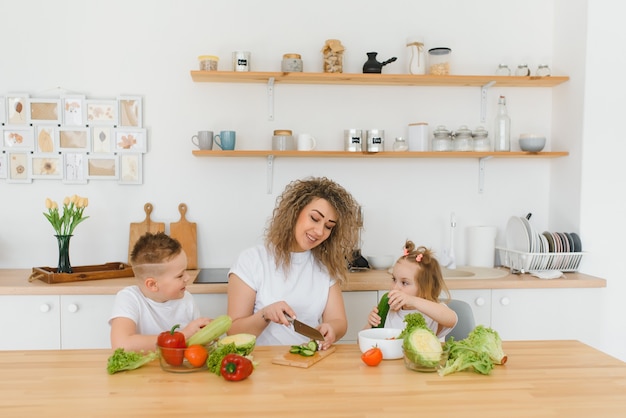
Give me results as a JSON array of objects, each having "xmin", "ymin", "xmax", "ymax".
[
  {"xmin": 387, "ymin": 290, "xmax": 417, "ymax": 311},
  {"xmin": 367, "ymin": 307, "xmax": 382, "ymax": 328}
]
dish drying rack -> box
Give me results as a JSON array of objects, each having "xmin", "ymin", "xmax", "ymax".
[{"xmin": 496, "ymin": 247, "xmax": 584, "ymax": 273}]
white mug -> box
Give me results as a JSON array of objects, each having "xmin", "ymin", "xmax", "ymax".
[{"xmin": 297, "ymin": 133, "xmax": 316, "ymax": 151}]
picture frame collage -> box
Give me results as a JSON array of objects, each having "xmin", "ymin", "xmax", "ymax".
[{"xmin": 0, "ymin": 93, "xmax": 146, "ymax": 184}]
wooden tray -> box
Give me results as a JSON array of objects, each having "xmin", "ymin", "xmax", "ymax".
[{"xmin": 29, "ymin": 262, "xmax": 134, "ymax": 284}]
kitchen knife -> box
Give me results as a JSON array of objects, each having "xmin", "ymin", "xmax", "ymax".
[{"xmin": 284, "ymin": 313, "xmax": 325, "ymax": 341}]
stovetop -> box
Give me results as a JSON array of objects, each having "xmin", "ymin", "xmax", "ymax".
[{"xmin": 193, "ymin": 268, "xmax": 230, "ymax": 283}]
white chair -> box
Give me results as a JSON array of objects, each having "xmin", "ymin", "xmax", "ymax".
[{"xmin": 445, "ymin": 299, "xmax": 476, "ymax": 341}]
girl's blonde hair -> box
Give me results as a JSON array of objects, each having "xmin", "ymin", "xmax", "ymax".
[
  {"xmin": 399, "ymin": 240, "xmax": 451, "ymax": 302},
  {"xmin": 265, "ymin": 177, "xmax": 360, "ymax": 284}
]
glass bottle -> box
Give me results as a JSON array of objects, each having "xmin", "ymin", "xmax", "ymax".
[
  {"xmin": 495, "ymin": 64, "xmax": 511, "ymax": 76},
  {"xmin": 494, "ymin": 96, "xmax": 511, "ymax": 151},
  {"xmin": 393, "ymin": 137, "xmax": 409, "ymax": 151},
  {"xmin": 515, "ymin": 64, "xmax": 530, "ymax": 76},
  {"xmin": 536, "ymin": 64, "xmax": 551, "ymax": 77}
]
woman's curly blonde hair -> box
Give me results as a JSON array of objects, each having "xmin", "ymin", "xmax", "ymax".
[
  {"xmin": 265, "ymin": 177, "xmax": 360, "ymax": 284},
  {"xmin": 400, "ymin": 240, "xmax": 451, "ymax": 302}
]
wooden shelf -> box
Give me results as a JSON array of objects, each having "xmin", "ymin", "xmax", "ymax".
[
  {"xmin": 192, "ymin": 150, "xmax": 569, "ymax": 158},
  {"xmin": 190, "ymin": 71, "xmax": 569, "ymax": 88}
]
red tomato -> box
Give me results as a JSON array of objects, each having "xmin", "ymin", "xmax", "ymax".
[
  {"xmin": 361, "ymin": 347, "xmax": 383, "ymax": 366},
  {"xmin": 184, "ymin": 344, "xmax": 209, "ymax": 367}
]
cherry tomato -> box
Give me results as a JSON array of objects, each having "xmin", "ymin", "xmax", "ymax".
[
  {"xmin": 361, "ymin": 347, "xmax": 383, "ymax": 366},
  {"xmin": 184, "ymin": 344, "xmax": 209, "ymax": 367}
]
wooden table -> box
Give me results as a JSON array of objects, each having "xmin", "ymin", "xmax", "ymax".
[{"xmin": 1, "ymin": 341, "xmax": 625, "ymax": 417}]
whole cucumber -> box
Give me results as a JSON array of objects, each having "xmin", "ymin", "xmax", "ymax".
[{"xmin": 375, "ymin": 292, "xmax": 390, "ymax": 328}]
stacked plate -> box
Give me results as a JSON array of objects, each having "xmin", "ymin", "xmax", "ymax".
[{"xmin": 503, "ymin": 216, "xmax": 583, "ymax": 271}]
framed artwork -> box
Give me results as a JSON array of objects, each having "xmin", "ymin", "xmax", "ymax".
[
  {"xmin": 35, "ymin": 125, "xmax": 57, "ymax": 153},
  {"xmin": 30, "ymin": 153, "xmax": 63, "ymax": 179},
  {"xmin": 118, "ymin": 96, "xmax": 142, "ymax": 127},
  {"xmin": 6, "ymin": 93, "xmax": 29, "ymax": 125},
  {"xmin": 29, "ymin": 98, "xmax": 62, "ymax": 124},
  {"xmin": 114, "ymin": 128, "xmax": 147, "ymax": 153},
  {"xmin": 0, "ymin": 152, "xmax": 7, "ymax": 179},
  {"xmin": 91, "ymin": 126, "xmax": 113, "ymax": 153},
  {"xmin": 0, "ymin": 96, "xmax": 6, "ymax": 125},
  {"xmin": 119, "ymin": 153, "xmax": 142, "ymax": 184},
  {"xmin": 2, "ymin": 126, "xmax": 35, "ymax": 151},
  {"xmin": 86, "ymin": 100, "xmax": 117, "ymax": 125},
  {"xmin": 61, "ymin": 95, "xmax": 85, "ymax": 126},
  {"xmin": 6, "ymin": 152, "xmax": 32, "ymax": 183},
  {"xmin": 63, "ymin": 152, "xmax": 87, "ymax": 184},
  {"xmin": 86, "ymin": 155, "xmax": 118, "ymax": 179},
  {"xmin": 58, "ymin": 127, "xmax": 90, "ymax": 152}
]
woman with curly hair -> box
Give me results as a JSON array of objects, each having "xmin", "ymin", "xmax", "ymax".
[
  {"xmin": 227, "ymin": 177, "xmax": 360, "ymax": 349},
  {"xmin": 365, "ymin": 240, "xmax": 458, "ymax": 340}
]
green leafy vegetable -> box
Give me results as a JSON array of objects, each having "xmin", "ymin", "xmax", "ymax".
[
  {"xmin": 216, "ymin": 333, "xmax": 257, "ymax": 356},
  {"xmin": 106, "ymin": 348, "xmax": 158, "ymax": 374},
  {"xmin": 438, "ymin": 325, "xmax": 507, "ymax": 376},
  {"xmin": 206, "ymin": 342, "xmax": 239, "ymax": 375},
  {"xmin": 398, "ymin": 312, "xmax": 428, "ymax": 339},
  {"xmin": 464, "ymin": 325, "xmax": 508, "ymax": 365}
]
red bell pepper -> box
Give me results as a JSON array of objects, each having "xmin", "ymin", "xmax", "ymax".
[
  {"xmin": 220, "ymin": 354, "xmax": 254, "ymax": 381},
  {"xmin": 157, "ymin": 324, "xmax": 186, "ymax": 366}
]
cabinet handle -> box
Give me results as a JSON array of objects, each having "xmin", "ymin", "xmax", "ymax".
[
  {"xmin": 67, "ymin": 303, "xmax": 79, "ymax": 313},
  {"xmin": 39, "ymin": 304, "xmax": 51, "ymax": 313},
  {"xmin": 500, "ymin": 297, "xmax": 510, "ymax": 306},
  {"xmin": 475, "ymin": 297, "xmax": 486, "ymax": 307}
]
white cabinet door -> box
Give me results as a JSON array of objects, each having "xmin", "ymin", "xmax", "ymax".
[
  {"xmin": 60, "ymin": 295, "xmax": 115, "ymax": 349},
  {"xmin": 340, "ymin": 291, "xmax": 378, "ymax": 344},
  {"xmin": 491, "ymin": 288, "xmax": 603, "ymax": 342},
  {"xmin": 449, "ymin": 289, "xmax": 492, "ymax": 328},
  {"xmin": 193, "ymin": 294, "xmax": 228, "ymax": 318},
  {"xmin": 0, "ymin": 295, "xmax": 61, "ymax": 350}
]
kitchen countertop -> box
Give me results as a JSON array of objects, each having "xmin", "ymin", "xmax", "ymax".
[
  {"xmin": 0, "ymin": 267, "xmax": 606, "ymax": 295},
  {"xmin": 0, "ymin": 341, "xmax": 624, "ymax": 416}
]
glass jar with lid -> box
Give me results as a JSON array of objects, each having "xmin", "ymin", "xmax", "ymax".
[
  {"xmin": 472, "ymin": 126, "xmax": 491, "ymax": 151},
  {"xmin": 281, "ymin": 53, "xmax": 303, "ymax": 72},
  {"xmin": 495, "ymin": 63, "xmax": 511, "ymax": 76},
  {"xmin": 536, "ymin": 64, "xmax": 551, "ymax": 77},
  {"xmin": 453, "ymin": 125, "xmax": 473, "ymax": 151},
  {"xmin": 393, "ymin": 137, "xmax": 409, "ymax": 151},
  {"xmin": 432, "ymin": 125, "xmax": 452, "ymax": 151},
  {"xmin": 515, "ymin": 64, "xmax": 530, "ymax": 76}
]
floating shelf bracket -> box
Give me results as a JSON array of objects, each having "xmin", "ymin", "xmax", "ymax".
[
  {"xmin": 267, "ymin": 77, "xmax": 275, "ymax": 121},
  {"xmin": 480, "ymin": 81, "xmax": 495, "ymax": 123},
  {"xmin": 266, "ymin": 154, "xmax": 275, "ymax": 194},
  {"xmin": 478, "ymin": 156, "xmax": 493, "ymax": 193}
]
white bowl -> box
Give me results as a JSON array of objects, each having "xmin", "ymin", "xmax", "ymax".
[
  {"xmin": 519, "ymin": 135, "xmax": 546, "ymax": 152},
  {"xmin": 358, "ymin": 328, "xmax": 403, "ymax": 359},
  {"xmin": 367, "ymin": 255, "xmax": 395, "ymax": 270}
]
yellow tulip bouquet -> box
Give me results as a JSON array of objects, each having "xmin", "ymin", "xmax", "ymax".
[{"xmin": 43, "ymin": 195, "xmax": 89, "ymax": 236}]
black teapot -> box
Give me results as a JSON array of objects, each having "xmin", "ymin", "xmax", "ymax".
[{"xmin": 362, "ymin": 52, "xmax": 397, "ymax": 74}]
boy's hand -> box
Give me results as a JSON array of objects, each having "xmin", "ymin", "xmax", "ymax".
[{"xmin": 182, "ymin": 317, "xmax": 213, "ymax": 341}]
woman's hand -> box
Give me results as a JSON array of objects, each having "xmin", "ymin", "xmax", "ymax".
[
  {"xmin": 317, "ymin": 323, "xmax": 335, "ymax": 350},
  {"xmin": 260, "ymin": 301, "xmax": 296, "ymax": 326}
]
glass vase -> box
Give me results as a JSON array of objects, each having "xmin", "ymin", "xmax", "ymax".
[{"xmin": 55, "ymin": 235, "xmax": 73, "ymax": 274}]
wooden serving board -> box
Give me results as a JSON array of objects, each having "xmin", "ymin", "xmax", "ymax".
[
  {"xmin": 169, "ymin": 203, "xmax": 197, "ymax": 269},
  {"xmin": 272, "ymin": 345, "xmax": 336, "ymax": 368},
  {"xmin": 128, "ymin": 203, "xmax": 165, "ymax": 263},
  {"xmin": 29, "ymin": 262, "xmax": 134, "ymax": 284}
]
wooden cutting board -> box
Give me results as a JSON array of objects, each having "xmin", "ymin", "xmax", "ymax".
[
  {"xmin": 169, "ymin": 203, "xmax": 198, "ymax": 270},
  {"xmin": 128, "ymin": 203, "xmax": 165, "ymax": 263},
  {"xmin": 272, "ymin": 346, "xmax": 336, "ymax": 368}
]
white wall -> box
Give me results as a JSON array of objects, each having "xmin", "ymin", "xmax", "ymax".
[{"xmin": 1, "ymin": 0, "xmax": 622, "ymax": 360}]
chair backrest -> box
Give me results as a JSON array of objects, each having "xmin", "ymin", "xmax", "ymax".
[{"xmin": 445, "ymin": 299, "xmax": 476, "ymax": 341}]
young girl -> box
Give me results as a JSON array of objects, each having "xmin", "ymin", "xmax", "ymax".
[{"xmin": 366, "ymin": 240, "xmax": 458, "ymax": 340}]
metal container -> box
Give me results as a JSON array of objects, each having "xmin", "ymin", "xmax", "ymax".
[
  {"xmin": 365, "ymin": 129, "xmax": 384, "ymax": 153},
  {"xmin": 344, "ymin": 129, "xmax": 363, "ymax": 152}
]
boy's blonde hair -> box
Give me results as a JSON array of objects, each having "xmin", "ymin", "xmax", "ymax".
[
  {"xmin": 399, "ymin": 240, "xmax": 451, "ymax": 302},
  {"xmin": 130, "ymin": 232, "xmax": 182, "ymax": 279}
]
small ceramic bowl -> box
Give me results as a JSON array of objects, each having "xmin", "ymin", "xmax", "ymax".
[
  {"xmin": 157, "ymin": 345, "xmax": 209, "ymax": 373},
  {"xmin": 367, "ymin": 255, "xmax": 395, "ymax": 270},
  {"xmin": 519, "ymin": 134, "xmax": 546, "ymax": 152},
  {"xmin": 403, "ymin": 347, "xmax": 449, "ymax": 372},
  {"xmin": 358, "ymin": 328, "xmax": 403, "ymax": 359}
]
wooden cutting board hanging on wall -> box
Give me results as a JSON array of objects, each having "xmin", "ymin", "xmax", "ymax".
[
  {"xmin": 169, "ymin": 203, "xmax": 198, "ymax": 270},
  {"xmin": 128, "ymin": 203, "xmax": 165, "ymax": 263}
]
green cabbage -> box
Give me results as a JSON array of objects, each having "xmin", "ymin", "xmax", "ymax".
[
  {"xmin": 217, "ymin": 333, "xmax": 256, "ymax": 356},
  {"xmin": 464, "ymin": 325, "xmax": 507, "ymax": 365}
]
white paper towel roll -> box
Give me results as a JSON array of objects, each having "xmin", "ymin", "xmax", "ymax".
[{"xmin": 467, "ymin": 226, "xmax": 497, "ymax": 267}]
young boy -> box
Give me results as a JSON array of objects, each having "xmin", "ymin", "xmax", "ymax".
[{"xmin": 109, "ymin": 232, "xmax": 212, "ymax": 351}]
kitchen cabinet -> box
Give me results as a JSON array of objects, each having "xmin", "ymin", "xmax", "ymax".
[
  {"xmin": 340, "ymin": 291, "xmax": 378, "ymax": 344},
  {"xmin": 0, "ymin": 295, "xmax": 114, "ymax": 350}
]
